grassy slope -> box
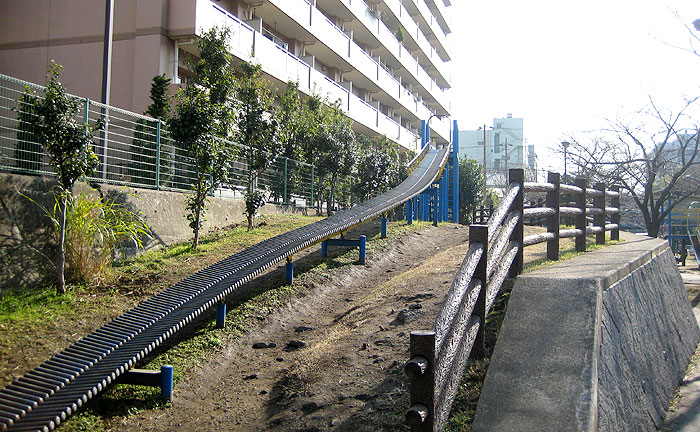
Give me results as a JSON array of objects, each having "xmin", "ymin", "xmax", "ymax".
[{"xmin": 0, "ymin": 213, "xmax": 428, "ymax": 431}]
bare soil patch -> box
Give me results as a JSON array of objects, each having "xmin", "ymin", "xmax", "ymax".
[{"xmin": 119, "ymin": 223, "xmax": 553, "ymax": 432}]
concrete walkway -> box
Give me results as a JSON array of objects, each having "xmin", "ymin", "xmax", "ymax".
[{"xmin": 660, "ymin": 258, "xmax": 700, "ymax": 431}]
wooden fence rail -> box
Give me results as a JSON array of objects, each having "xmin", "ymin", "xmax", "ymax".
[{"xmin": 404, "ymin": 169, "xmax": 620, "ymax": 431}]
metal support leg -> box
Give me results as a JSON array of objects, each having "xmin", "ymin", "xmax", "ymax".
[
  {"xmin": 161, "ymin": 365, "xmax": 173, "ymax": 402},
  {"xmin": 321, "ymin": 240, "xmax": 328, "ymax": 257},
  {"xmin": 407, "ymin": 200, "xmax": 413, "ymax": 225},
  {"xmin": 285, "ymin": 257, "xmax": 294, "ymax": 285},
  {"xmin": 216, "ymin": 302, "xmax": 226, "ymax": 329},
  {"xmin": 381, "ymin": 216, "xmax": 388, "ymax": 238},
  {"xmin": 433, "ymin": 187, "xmax": 439, "ymax": 227},
  {"xmin": 359, "ymin": 235, "xmax": 366, "ymax": 265}
]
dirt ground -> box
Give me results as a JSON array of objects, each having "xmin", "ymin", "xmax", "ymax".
[{"xmin": 121, "ymin": 222, "xmax": 550, "ymax": 432}]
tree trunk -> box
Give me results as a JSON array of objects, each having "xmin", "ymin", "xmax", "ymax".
[
  {"xmin": 327, "ymin": 175, "xmax": 337, "ymax": 217},
  {"xmin": 192, "ymin": 187, "xmax": 203, "ymax": 249},
  {"xmin": 57, "ymin": 194, "xmax": 67, "ymax": 294},
  {"xmin": 247, "ymin": 173, "xmax": 254, "ymax": 231}
]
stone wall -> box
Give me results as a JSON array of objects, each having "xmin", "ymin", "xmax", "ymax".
[
  {"xmin": 598, "ymin": 250, "xmax": 698, "ymax": 430},
  {"xmin": 472, "ymin": 234, "xmax": 700, "ymax": 432}
]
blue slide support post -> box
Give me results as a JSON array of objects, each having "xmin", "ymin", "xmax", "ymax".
[
  {"xmin": 406, "ymin": 200, "xmax": 413, "ymax": 225},
  {"xmin": 216, "ymin": 302, "xmax": 226, "ymax": 328},
  {"xmin": 422, "ymin": 190, "xmax": 430, "ymax": 221},
  {"xmin": 359, "ymin": 235, "xmax": 366, "ymax": 265},
  {"xmin": 161, "ymin": 365, "xmax": 173, "ymax": 402},
  {"xmin": 285, "ymin": 257, "xmax": 294, "ymax": 285},
  {"xmin": 321, "ymin": 240, "xmax": 328, "ymax": 257},
  {"xmin": 381, "ymin": 215, "xmax": 388, "ymax": 238},
  {"xmin": 433, "ymin": 185, "xmax": 439, "ymax": 226},
  {"xmin": 451, "ymin": 120, "xmax": 460, "ymax": 223},
  {"xmin": 441, "ymin": 166, "xmax": 449, "ymax": 222}
]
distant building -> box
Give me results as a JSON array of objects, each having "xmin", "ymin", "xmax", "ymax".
[{"xmin": 458, "ymin": 114, "xmax": 537, "ymax": 186}]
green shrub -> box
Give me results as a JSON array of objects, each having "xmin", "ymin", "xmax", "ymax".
[{"xmin": 24, "ymin": 190, "xmax": 151, "ymax": 285}]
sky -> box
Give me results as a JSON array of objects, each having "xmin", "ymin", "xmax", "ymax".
[{"xmin": 449, "ymin": 0, "xmax": 700, "ymax": 175}]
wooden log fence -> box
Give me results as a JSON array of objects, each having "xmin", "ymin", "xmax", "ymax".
[{"xmin": 404, "ymin": 169, "xmax": 620, "ymax": 431}]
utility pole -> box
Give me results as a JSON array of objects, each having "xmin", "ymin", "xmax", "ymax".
[
  {"xmin": 504, "ymin": 137, "xmax": 509, "ymax": 183},
  {"xmin": 100, "ymin": 0, "xmax": 114, "ymax": 180},
  {"xmin": 482, "ymin": 124, "xmax": 487, "ymax": 176}
]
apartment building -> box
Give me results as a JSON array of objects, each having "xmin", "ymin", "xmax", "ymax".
[
  {"xmin": 459, "ymin": 114, "xmax": 539, "ymax": 185},
  {"xmin": 0, "ymin": 0, "xmax": 453, "ymax": 152}
]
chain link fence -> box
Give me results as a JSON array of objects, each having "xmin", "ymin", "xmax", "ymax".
[{"xmin": 0, "ymin": 72, "xmax": 316, "ymax": 206}]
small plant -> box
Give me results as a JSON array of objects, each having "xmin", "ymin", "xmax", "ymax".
[
  {"xmin": 20, "ymin": 61, "xmax": 103, "ymax": 293},
  {"xmin": 244, "ymin": 189, "xmax": 266, "ymax": 230},
  {"xmin": 395, "ymin": 25, "xmax": 405, "ymax": 43},
  {"xmin": 23, "ymin": 190, "xmax": 151, "ymax": 285}
]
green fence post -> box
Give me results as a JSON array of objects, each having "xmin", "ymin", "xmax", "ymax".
[
  {"xmin": 155, "ymin": 120, "xmax": 161, "ymax": 190},
  {"xmin": 83, "ymin": 98, "xmax": 90, "ymax": 131},
  {"xmin": 284, "ymin": 157, "xmax": 288, "ymax": 205}
]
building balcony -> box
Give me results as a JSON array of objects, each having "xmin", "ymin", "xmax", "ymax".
[
  {"xmin": 382, "ymin": 0, "xmax": 450, "ymax": 64},
  {"xmin": 266, "ymin": 0, "xmax": 450, "ymax": 117},
  {"xmin": 170, "ymin": 0, "xmax": 425, "ymax": 149},
  {"xmin": 341, "ymin": 0, "xmax": 450, "ymax": 86},
  {"xmin": 401, "ymin": 0, "xmax": 451, "ymax": 49},
  {"xmin": 423, "ymin": 0, "xmax": 451, "ymax": 36}
]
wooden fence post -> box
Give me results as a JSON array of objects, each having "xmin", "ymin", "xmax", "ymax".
[
  {"xmin": 610, "ymin": 185, "xmax": 620, "ymax": 241},
  {"xmin": 406, "ymin": 331, "xmax": 436, "ymax": 431},
  {"xmin": 508, "ymin": 169, "xmax": 524, "ymax": 278},
  {"xmin": 575, "ymin": 177, "xmax": 587, "ymax": 252},
  {"xmin": 470, "ymin": 225, "xmax": 488, "ymax": 359},
  {"xmin": 546, "ymin": 172, "xmax": 560, "ymax": 261},
  {"xmin": 594, "ymin": 182, "xmax": 606, "ymax": 245}
]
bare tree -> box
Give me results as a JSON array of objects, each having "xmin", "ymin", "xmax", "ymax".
[{"xmin": 569, "ymin": 97, "xmax": 700, "ymax": 237}]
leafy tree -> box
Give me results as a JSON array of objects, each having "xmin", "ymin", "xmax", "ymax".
[
  {"xmin": 22, "ymin": 62, "xmax": 102, "ymax": 293},
  {"xmin": 13, "ymin": 92, "xmax": 42, "ymax": 173},
  {"xmin": 568, "ymin": 97, "xmax": 700, "ymax": 237},
  {"xmin": 458, "ymin": 156, "xmax": 486, "ymax": 224},
  {"xmin": 313, "ymin": 100, "xmax": 357, "ymax": 215},
  {"xmin": 130, "ymin": 74, "xmax": 171, "ymax": 187},
  {"xmin": 352, "ymin": 135, "xmax": 403, "ymax": 202},
  {"xmin": 169, "ymin": 27, "xmax": 237, "ymax": 248},
  {"xmin": 234, "ymin": 61, "xmax": 281, "ymax": 230},
  {"xmin": 270, "ymin": 81, "xmax": 304, "ymax": 203},
  {"xmin": 144, "ymin": 74, "xmax": 171, "ymax": 120}
]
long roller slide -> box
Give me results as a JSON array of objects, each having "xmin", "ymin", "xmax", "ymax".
[{"xmin": 0, "ymin": 146, "xmax": 450, "ymax": 431}]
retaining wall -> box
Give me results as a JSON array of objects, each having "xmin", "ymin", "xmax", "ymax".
[
  {"xmin": 472, "ymin": 233, "xmax": 700, "ymax": 432},
  {"xmin": 0, "ymin": 173, "xmax": 310, "ymax": 289}
]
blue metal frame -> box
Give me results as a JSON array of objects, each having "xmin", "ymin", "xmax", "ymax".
[
  {"xmin": 451, "ymin": 121, "xmax": 460, "ymax": 223},
  {"xmin": 321, "ymin": 236, "xmax": 367, "ymax": 264},
  {"xmin": 407, "ymin": 119, "xmax": 460, "ymax": 225}
]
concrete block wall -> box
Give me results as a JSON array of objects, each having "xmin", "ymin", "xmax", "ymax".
[
  {"xmin": 472, "ymin": 233, "xmax": 700, "ymax": 432},
  {"xmin": 0, "ymin": 173, "xmax": 310, "ymax": 289}
]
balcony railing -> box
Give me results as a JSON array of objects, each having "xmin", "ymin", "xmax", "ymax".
[
  {"xmin": 194, "ymin": 0, "xmax": 422, "ymax": 147},
  {"xmin": 267, "ymin": 0, "xmax": 450, "ymax": 123}
]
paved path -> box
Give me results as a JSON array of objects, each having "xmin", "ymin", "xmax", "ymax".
[{"xmin": 660, "ymin": 259, "xmax": 700, "ymax": 431}]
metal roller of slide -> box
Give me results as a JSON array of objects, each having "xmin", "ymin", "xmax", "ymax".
[{"xmin": 0, "ymin": 146, "xmax": 450, "ymax": 432}]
